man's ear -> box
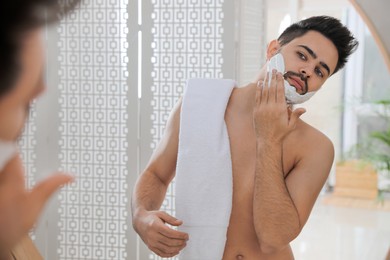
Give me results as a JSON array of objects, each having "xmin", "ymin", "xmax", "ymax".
[{"xmin": 266, "ymin": 39, "xmax": 280, "ymax": 60}]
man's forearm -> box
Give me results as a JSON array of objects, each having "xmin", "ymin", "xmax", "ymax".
[
  {"xmin": 131, "ymin": 170, "xmax": 169, "ymax": 218},
  {"xmin": 253, "ymin": 140, "xmax": 301, "ymax": 253}
]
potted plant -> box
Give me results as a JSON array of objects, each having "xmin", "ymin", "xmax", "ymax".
[
  {"xmin": 334, "ymin": 99, "xmax": 390, "ymax": 199},
  {"xmin": 365, "ymin": 100, "xmax": 390, "ymax": 197},
  {"xmin": 334, "ymin": 159, "xmax": 378, "ymax": 199}
]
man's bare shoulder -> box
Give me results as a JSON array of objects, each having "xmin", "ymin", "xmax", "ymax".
[{"xmin": 289, "ymin": 118, "xmax": 334, "ymax": 157}]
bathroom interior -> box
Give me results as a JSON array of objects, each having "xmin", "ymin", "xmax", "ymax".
[{"xmin": 18, "ymin": 0, "xmax": 390, "ymax": 259}]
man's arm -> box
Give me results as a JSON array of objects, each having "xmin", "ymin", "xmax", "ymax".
[
  {"xmin": 253, "ymin": 132, "xmax": 333, "ymax": 254},
  {"xmin": 252, "ymin": 71, "xmax": 333, "ymax": 254},
  {"xmin": 131, "ymin": 98, "xmax": 189, "ymax": 258},
  {"xmin": 0, "ymin": 154, "xmax": 73, "ymax": 259}
]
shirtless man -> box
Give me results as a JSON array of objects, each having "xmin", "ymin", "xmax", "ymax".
[
  {"xmin": 0, "ymin": 1, "xmax": 80, "ymax": 258},
  {"xmin": 132, "ymin": 16, "xmax": 358, "ymax": 259}
]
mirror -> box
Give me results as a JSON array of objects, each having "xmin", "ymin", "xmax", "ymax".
[
  {"xmin": 16, "ymin": 1, "xmax": 389, "ymax": 259},
  {"xmin": 349, "ymin": 0, "xmax": 390, "ymax": 71}
]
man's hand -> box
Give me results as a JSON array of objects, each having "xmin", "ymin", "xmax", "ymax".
[
  {"xmin": 253, "ymin": 70, "xmax": 306, "ymax": 144},
  {"xmin": 0, "ymin": 154, "xmax": 73, "ymax": 258},
  {"xmin": 133, "ymin": 209, "xmax": 189, "ymax": 258}
]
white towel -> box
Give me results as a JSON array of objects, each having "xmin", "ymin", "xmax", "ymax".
[{"xmin": 175, "ymin": 78, "xmax": 236, "ymax": 260}]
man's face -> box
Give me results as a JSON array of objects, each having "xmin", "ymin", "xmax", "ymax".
[
  {"xmin": 277, "ymin": 30, "xmax": 338, "ymax": 94},
  {"xmin": 0, "ymin": 30, "xmax": 45, "ymax": 141}
]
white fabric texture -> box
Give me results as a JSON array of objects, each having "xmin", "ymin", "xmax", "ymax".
[{"xmin": 175, "ymin": 78, "xmax": 236, "ymax": 260}]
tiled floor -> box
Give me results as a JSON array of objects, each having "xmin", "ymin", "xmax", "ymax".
[{"xmin": 291, "ymin": 195, "xmax": 390, "ymax": 260}]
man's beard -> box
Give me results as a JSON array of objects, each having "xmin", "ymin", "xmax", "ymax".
[{"xmin": 283, "ymin": 71, "xmax": 308, "ymax": 94}]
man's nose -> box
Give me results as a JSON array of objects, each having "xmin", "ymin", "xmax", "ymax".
[{"xmin": 300, "ymin": 67, "xmax": 311, "ymax": 78}]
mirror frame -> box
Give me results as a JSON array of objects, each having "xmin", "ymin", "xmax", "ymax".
[{"xmin": 349, "ymin": 0, "xmax": 390, "ymax": 71}]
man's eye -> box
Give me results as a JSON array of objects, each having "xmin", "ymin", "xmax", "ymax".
[
  {"xmin": 297, "ymin": 52, "xmax": 306, "ymax": 61},
  {"xmin": 315, "ymin": 68, "xmax": 324, "ymax": 78}
]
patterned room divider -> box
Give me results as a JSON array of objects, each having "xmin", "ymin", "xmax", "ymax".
[{"xmin": 20, "ymin": 0, "xmax": 266, "ymax": 259}]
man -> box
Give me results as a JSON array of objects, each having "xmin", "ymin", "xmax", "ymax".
[
  {"xmin": 0, "ymin": 1, "xmax": 81, "ymax": 259},
  {"xmin": 132, "ymin": 16, "xmax": 358, "ymax": 259}
]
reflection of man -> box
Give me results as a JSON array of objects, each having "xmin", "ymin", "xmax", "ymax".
[
  {"xmin": 132, "ymin": 16, "xmax": 358, "ymax": 259},
  {"xmin": 0, "ymin": 1, "xmax": 81, "ymax": 259}
]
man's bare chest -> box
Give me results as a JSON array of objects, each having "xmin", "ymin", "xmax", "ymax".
[{"xmin": 225, "ymin": 116, "xmax": 295, "ymax": 182}]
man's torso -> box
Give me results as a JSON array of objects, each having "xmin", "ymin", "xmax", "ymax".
[{"xmin": 221, "ymin": 87, "xmax": 311, "ymax": 260}]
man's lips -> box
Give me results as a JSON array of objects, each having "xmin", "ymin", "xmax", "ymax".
[
  {"xmin": 288, "ymin": 77, "xmax": 304, "ymax": 93},
  {"xmin": 283, "ymin": 71, "xmax": 309, "ymax": 94}
]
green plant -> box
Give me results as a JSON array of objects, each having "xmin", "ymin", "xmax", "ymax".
[
  {"xmin": 369, "ymin": 100, "xmax": 390, "ymax": 175},
  {"xmin": 350, "ymin": 99, "xmax": 390, "ymax": 192}
]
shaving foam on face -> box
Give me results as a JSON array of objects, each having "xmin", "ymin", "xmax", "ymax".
[{"xmin": 266, "ymin": 53, "xmax": 316, "ymax": 104}]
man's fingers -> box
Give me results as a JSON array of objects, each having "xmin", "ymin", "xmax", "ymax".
[
  {"xmin": 289, "ymin": 108, "xmax": 306, "ymax": 127},
  {"xmin": 158, "ymin": 224, "xmax": 189, "ymax": 241},
  {"xmin": 262, "ymin": 72, "xmax": 270, "ymax": 103},
  {"xmin": 157, "ymin": 232, "xmax": 187, "ymax": 247},
  {"xmin": 31, "ymin": 173, "xmax": 74, "ymax": 202},
  {"xmin": 25, "ymin": 173, "xmax": 74, "ymax": 227},
  {"xmin": 154, "ymin": 211, "xmax": 189, "ymax": 240},
  {"xmin": 148, "ymin": 231, "xmax": 185, "ymax": 257},
  {"xmin": 150, "ymin": 245, "xmax": 180, "ymax": 258},
  {"xmin": 158, "ymin": 211, "xmax": 183, "ymax": 226},
  {"xmin": 268, "ymin": 70, "xmax": 277, "ymax": 102},
  {"xmin": 276, "ymin": 72, "xmax": 285, "ymax": 103}
]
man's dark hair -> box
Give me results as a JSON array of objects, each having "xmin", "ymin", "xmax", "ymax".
[
  {"xmin": 278, "ymin": 15, "xmax": 358, "ymax": 74},
  {"xmin": 0, "ymin": 0, "xmax": 82, "ymax": 97}
]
